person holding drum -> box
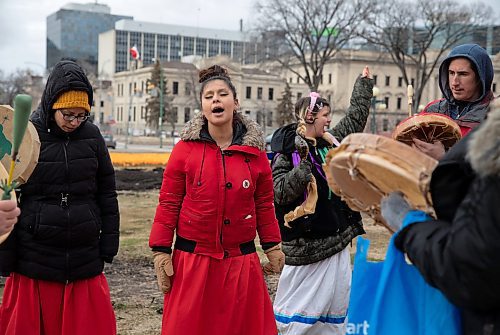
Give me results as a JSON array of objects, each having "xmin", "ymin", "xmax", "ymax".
[
  {"xmin": 149, "ymin": 65, "xmax": 283, "ymax": 335},
  {"xmin": 0, "ymin": 59, "xmax": 119, "ymax": 335},
  {"xmin": 271, "ymin": 67, "xmax": 373, "ymax": 334},
  {"xmin": 414, "ymin": 43, "xmax": 494, "ymax": 160},
  {"xmin": 0, "ymin": 200, "xmax": 20, "ymax": 239},
  {"xmin": 380, "ymin": 102, "xmax": 500, "ymax": 335}
]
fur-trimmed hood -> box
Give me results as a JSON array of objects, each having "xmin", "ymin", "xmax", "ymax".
[
  {"xmin": 180, "ymin": 111, "xmax": 265, "ymax": 151},
  {"xmin": 468, "ymin": 103, "xmax": 500, "ymax": 176}
]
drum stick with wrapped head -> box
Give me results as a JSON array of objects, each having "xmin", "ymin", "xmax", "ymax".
[
  {"xmin": 1, "ymin": 94, "xmax": 32, "ymax": 200},
  {"xmin": 407, "ymin": 84, "xmax": 414, "ymax": 117}
]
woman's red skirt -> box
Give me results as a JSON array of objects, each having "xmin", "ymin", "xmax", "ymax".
[
  {"xmin": 161, "ymin": 250, "xmax": 277, "ymax": 335},
  {"xmin": 0, "ymin": 272, "xmax": 116, "ymax": 335}
]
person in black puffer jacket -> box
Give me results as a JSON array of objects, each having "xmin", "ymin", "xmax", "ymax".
[{"xmin": 0, "ymin": 59, "xmax": 120, "ymax": 335}]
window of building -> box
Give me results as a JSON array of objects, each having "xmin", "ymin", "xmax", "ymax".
[
  {"xmin": 208, "ymin": 39, "xmax": 219, "ymax": 57},
  {"xmin": 268, "ymin": 88, "xmax": 274, "ymax": 101},
  {"xmin": 493, "ymin": 83, "xmax": 497, "ymax": 92},
  {"xmin": 133, "ymin": 106, "xmax": 136, "ymax": 122},
  {"xmin": 397, "ymin": 97, "xmax": 402, "ymax": 110},
  {"xmin": 246, "ymin": 86, "xmax": 252, "ymax": 99},
  {"xmin": 195, "ymin": 38, "xmax": 207, "ymax": 57},
  {"xmin": 256, "ymin": 111, "xmax": 263, "ymax": 124},
  {"xmin": 385, "ymin": 76, "xmax": 390, "ymax": 87},
  {"xmin": 173, "ymin": 81, "xmax": 179, "ymax": 95},
  {"xmin": 297, "ymin": 92, "xmax": 302, "ymax": 100},
  {"xmin": 183, "ymin": 37, "xmax": 195, "ymax": 57},
  {"xmin": 267, "ymin": 112, "xmax": 273, "ymax": 127},
  {"xmin": 373, "ymin": 75, "xmax": 378, "ymax": 85},
  {"xmin": 398, "ymin": 77, "xmax": 403, "ymax": 87},
  {"xmin": 320, "ymin": 75, "xmax": 323, "ymax": 85},
  {"xmin": 185, "ymin": 82, "xmax": 192, "ymax": 96},
  {"xmin": 296, "ymin": 77, "xmax": 300, "ymax": 84},
  {"xmin": 184, "ymin": 107, "xmax": 191, "ymax": 123},
  {"xmin": 384, "ymin": 97, "xmax": 389, "ymax": 109},
  {"xmin": 245, "ymin": 110, "xmax": 251, "ymax": 115},
  {"xmin": 221, "ymin": 40, "xmax": 231, "ymax": 56},
  {"xmin": 289, "ymin": 77, "xmax": 293, "ymax": 83},
  {"xmin": 172, "ymin": 107, "xmax": 178, "ymax": 123},
  {"xmin": 257, "ymin": 87, "xmax": 263, "ymax": 100},
  {"xmin": 170, "ymin": 35, "xmax": 181, "ymax": 60},
  {"xmin": 411, "ymin": 78, "xmax": 415, "ymax": 86},
  {"xmin": 328, "ymin": 73, "xmax": 332, "ymax": 84}
]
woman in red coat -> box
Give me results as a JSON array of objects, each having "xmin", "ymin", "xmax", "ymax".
[{"xmin": 149, "ymin": 65, "xmax": 284, "ymax": 335}]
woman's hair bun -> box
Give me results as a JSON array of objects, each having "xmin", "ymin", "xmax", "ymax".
[{"xmin": 198, "ymin": 65, "xmax": 230, "ymax": 83}]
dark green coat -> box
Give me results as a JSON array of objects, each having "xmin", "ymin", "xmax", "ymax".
[{"xmin": 271, "ymin": 75, "xmax": 373, "ymax": 265}]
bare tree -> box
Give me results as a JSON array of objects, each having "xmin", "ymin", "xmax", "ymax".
[
  {"xmin": 254, "ymin": 0, "xmax": 372, "ymax": 91},
  {"xmin": 362, "ymin": 0, "xmax": 492, "ymax": 111},
  {"xmin": 275, "ymin": 82, "xmax": 295, "ymax": 126},
  {"xmin": 0, "ymin": 69, "xmax": 36, "ymax": 106}
]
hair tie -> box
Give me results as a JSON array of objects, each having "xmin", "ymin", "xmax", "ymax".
[{"xmin": 308, "ymin": 92, "xmax": 320, "ymax": 112}]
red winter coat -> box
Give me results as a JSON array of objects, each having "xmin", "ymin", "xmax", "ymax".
[{"xmin": 149, "ymin": 114, "xmax": 281, "ymax": 259}]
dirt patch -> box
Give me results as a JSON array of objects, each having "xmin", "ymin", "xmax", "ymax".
[{"xmin": 115, "ymin": 168, "xmax": 164, "ymax": 191}]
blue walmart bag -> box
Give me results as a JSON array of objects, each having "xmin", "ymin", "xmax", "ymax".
[{"xmin": 347, "ymin": 236, "xmax": 461, "ymax": 335}]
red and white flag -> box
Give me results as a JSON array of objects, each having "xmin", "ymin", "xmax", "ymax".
[{"xmin": 130, "ymin": 45, "xmax": 140, "ymax": 60}]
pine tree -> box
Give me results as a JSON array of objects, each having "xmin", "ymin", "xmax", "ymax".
[
  {"xmin": 275, "ymin": 82, "xmax": 295, "ymax": 126},
  {"xmin": 145, "ymin": 60, "xmax": 172, "ymax": 133}
]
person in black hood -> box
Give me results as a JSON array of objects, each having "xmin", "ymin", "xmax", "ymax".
[
  {"xmin": 414, "ymin": 43, "xmax": 495, "ymax": 160},
  {"xmin": 271, "ymin": 66, "xmax": 373, "ymax": 335},
  {"xmin": 0, "ymin": 59, "xmax": 119, "ymax": 335}
]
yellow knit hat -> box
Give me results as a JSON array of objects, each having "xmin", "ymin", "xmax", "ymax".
[{"xmin": 52, "ymin": 90, "xmax": 91, "ymax": 112}]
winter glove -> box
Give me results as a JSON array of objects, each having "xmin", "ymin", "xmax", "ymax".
[
  {"xmin": 153, "ymin": 251, "xmax": 174, "ymax": 293},
  {"xmin": 262, "ymin": 244, "xmax": 285, "ymax": 275},
  {"xmin": 380, "ymin": 192, "xmax": 412, "ymax": 232},
  {"xmin": 297, "ymin": 160, "xmax": 313, "ymax": 183}
]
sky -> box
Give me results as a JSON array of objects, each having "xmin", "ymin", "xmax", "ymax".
[
  {"xmin": 0, "ymin": 0, "xmax": 499, "ymax": 76},
  {"xmin": 0, "ymin": 0, "xmax": 257, "ymax": 76}
]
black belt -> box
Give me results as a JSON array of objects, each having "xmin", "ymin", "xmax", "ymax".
[
  {"xmin": 21, "ymin": 193, "xmax": 92, "ymax": 208},
  {"xmin": 174, "ymin": 235, "xmax": 256, "ymax": 257}
]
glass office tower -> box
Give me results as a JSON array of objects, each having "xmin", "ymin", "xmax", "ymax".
[{"xmin": 46, "ymin": 3, "xmax": 132, "ymax": 74}]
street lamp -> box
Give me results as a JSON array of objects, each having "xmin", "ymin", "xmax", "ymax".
[{"xmin": 371, "ymin": 86, "xmax": 386, "ymax": 134}]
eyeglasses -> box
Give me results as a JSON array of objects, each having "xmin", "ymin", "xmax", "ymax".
[{"xmin": 59, "ymin": 110, "xmax": 90, "ymax": 122}]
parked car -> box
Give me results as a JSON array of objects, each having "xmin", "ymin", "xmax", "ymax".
[
  {"xmin": 103, "ymin": 134, "xmax": 116, "ymax": 149},
  {"xmin": 265, "ymin": 133, "xmax": 275, "ymax": 161}
]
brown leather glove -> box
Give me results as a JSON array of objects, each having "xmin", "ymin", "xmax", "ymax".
[
  {"xmin": 262, "ymin": 244, "xmax": 285, "ymax": 275},
  {"xmin": 153, "ymin": 251, "xmax": 174, "ymax": 293}
]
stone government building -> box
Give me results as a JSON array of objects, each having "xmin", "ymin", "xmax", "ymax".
[{"xmin": 47, "ymin": 3, "xmax": 500, "ymax": 137}]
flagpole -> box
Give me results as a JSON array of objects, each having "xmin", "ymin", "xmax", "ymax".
[{"xmin": 125, "ymin": 45, "xmax": 142, "ymax": 149}]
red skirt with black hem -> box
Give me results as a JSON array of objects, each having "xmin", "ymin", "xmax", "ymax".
[
  {"xmin": 0, "ymin": 272, "xmax": 116, "ymax": 335},
  {"xmin": 161, "ymin": 249, "xmax": 277, "ymax": 335}
]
